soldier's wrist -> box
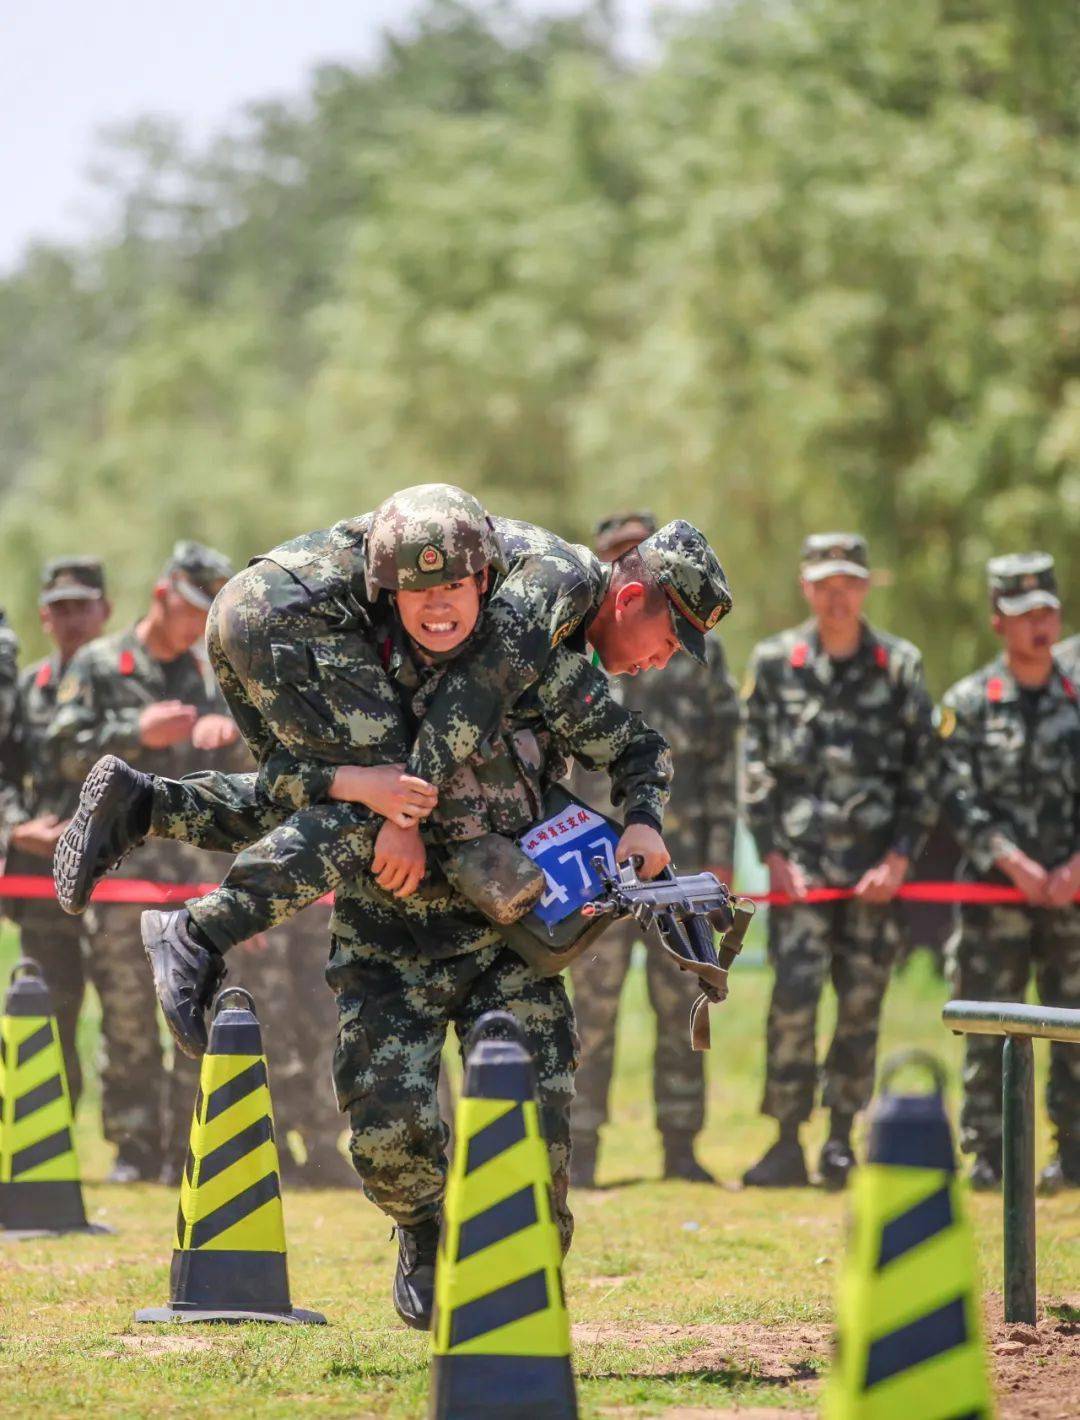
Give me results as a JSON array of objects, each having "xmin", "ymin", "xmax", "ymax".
[{"xmin": 624, "ymin": 809, "xmax": 661, "ymax": 834}]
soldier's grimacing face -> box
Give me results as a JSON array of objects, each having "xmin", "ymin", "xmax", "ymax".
[
  {"xmin": 994, "ymin": 604, "xmax": 1062, "ymax": 659},
  {"xmin": 801, "ymin": 574, "xmax": 869, "ymax": 630},
  {"xmin": 395, "ymin": 570, "xmax": 489, "ymax": 654},
  {"xmin": 40, "ymin": 597, "xmax": 110, "ymax": 661}
]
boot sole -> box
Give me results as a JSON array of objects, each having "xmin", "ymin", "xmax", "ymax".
[{"xmin": 53, "ymin": 755, "xmax": 141, "ymax": 914}]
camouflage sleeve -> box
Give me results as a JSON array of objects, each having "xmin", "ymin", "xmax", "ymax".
[
  {"xmin": 697, "ymin": 648, "xmax": 740, "ymax": 867},
  {"xmin": 740, "ymin": 647, "xmax": 779, "ymax": 860},
  {"xmin": 889, "ymin": 654, "xmax": 939, "ymax": 861},
  {"xmin": 0, "ymin": 626, "xmax": 19, "ymax": 747},
  {"xmin": 405, "ymin": 567, "xmax": 590, "ymax": 786},
  {"xmin": 535, "ymin": 647, "xmax": 672, "ymax": 825},
  {"xmin": 46, "ymin": 653, "xmax": 144, "ymax": 782},
  {"xmin": 938, "ymin": 689, "xmax": 1011, "ymax": 872}
]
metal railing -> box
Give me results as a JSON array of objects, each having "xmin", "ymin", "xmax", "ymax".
[{"xmin": 943, "ymin": 1000, "xmax": 1080, "ymax": 1325}]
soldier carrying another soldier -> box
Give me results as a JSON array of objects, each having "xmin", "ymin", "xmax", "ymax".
[
  {"xmin": 939, "ymin": 553, "xmax": 1080, "ymax": 1193},
  {"xmin": 741, "ymin": 533, "xmax": 937, "ymax": 1189}
]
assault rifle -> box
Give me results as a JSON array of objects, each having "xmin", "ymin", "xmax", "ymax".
[{"xmin": 582, "ymin": 859, "xmax": 755, "ymax": 1049}]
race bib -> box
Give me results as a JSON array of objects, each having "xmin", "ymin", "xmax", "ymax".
[{"xmin": 519, "ymin": 806, "xmax": 622, "ymax": 926}]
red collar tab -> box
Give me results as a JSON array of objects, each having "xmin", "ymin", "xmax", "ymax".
[
  {"xmin": 986, "ymin": 676, "xmax": 1004, "ymax": 703},
  {"xmin": 379, "ymin": 636, "xmax": 392, "ymax": 671},
  {"xmin": 873, "ymin": 644, "xmax": 889, "ymax": 669},
  {"xmin": 34, "ymin": 663, "xmax": 52, "ymax": 689},
  {"xmin": 790, "ymin": 641, "xmax": 809, "ymax": 669},
  {"xmin": 118, "ymin": 649, "xmax": 136, "ymax": 676},
  {"xmin": 1062, "ymin": 675, "xmax": 1077, "ymax": 702}
]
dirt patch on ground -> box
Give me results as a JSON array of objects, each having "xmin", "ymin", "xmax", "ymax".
[
  {"xmin": 101, "ymin": 1334, "xmax": 232, "ymax": 1358},
  {"xmin": 580, "ymin": 1300, "xmax": 1080, "ymax": 1418}
]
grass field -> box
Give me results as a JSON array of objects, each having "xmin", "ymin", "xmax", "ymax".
[{"xmin": 1, "ymin": 928, "xmax": 1077, "ymax": 1418}]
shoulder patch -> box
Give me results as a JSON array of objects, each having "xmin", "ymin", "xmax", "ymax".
[
  {"xmin": 56, "ymin": 677, "xmax": 81, "ymax": 705},
  {"xmin": 551, "ymin": 621, "xmax": 574, "ymax": 648},
  {"xmin": 934, "ymin": 705, "xmax": 957, "ymax": 739}
]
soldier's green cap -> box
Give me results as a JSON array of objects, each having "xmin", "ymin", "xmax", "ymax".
[
  {"xmin": 594, "ymin": 510, "xmax": 658, "ymax": 556},
  {"xmin": 40, "ymin": 556, "xmax": 106, "ymax": 604},
  {"xmin": 800, "ymin": 532, "xmax": 870, "ymax": 582},
  {"xmin": 637, "ymin": 519, "xmax": 732, "ymax": 664},
  {"xmin": 364, "ymin": 483, "xmax": 507, "ymax": 598},
  {"xmin": 987, "ymin": 552, "xmax": 1059, "ymax": 616},
  {"xmin": 161, "ymin": 540, "xmax": 234, "ymax": 610}
]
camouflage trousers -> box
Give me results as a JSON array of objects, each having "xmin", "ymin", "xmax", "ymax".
[
  {"xmin": 947, "ymin": 903, "xmax": 1080, "ymax": 1155},
  {"xmin": 328, "ymin": 932, "xmax": 579, "ymax": 1253},
  {"xmin": 569, "ymin": 919, "xmax": 705, "ymax": 1146},
  {"xmin": 163, "ymin": 903, "xmax": 343, "ymax": 1171},
  {"xmin": 762, "ymin": 901, "xmax": 898, "ymax": 1126},
  {"xmin": 11, "ymin": 900, "xmax": 90, "ymax": 1111}
]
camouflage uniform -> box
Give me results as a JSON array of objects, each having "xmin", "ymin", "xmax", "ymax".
[
  {"xmin": 48, "ymin": 545, "xmax": 234, "ymax": 1171},
  {"xmin": 743, "ymin": 541, "xmax": 937, "ymax": 1128},
  {"xmin": 1056, "ymin": 632, "xmax": 1080, "ymax": 678},
  {"xmin": 0, "ymin": 611, "xmax": 21, "ymax": 831},
  {"xmin": 570, "ymin": 639, "xmax": 739, "ymax": 1160},
  {"xmin": 940, "ymin": 556, "xmax": 1080, "ymax": 1161}
]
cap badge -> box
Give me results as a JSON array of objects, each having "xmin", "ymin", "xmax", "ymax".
[
  {"xmin": 418, "ymin": 545, "xmax": 445, "ymax": 573},
  {"xmin": 829, "ymin": 546, "xmax": 847, "ymax": 560},
  {"xmin": 1022, "ymin": 573, "xmax": 1038, "ymax": 590}
]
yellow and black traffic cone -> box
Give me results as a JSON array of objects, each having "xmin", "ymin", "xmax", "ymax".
[
  {"xmin": 0, "ymin": 958, "xmax": 108, "ymax": 1239},
  {"xmin": 825, "ymin": 1051, "xmax": 994, "ymax": 1419},
  {"xmin": 429, "ymin": 1010, "xmax": 577, "ymax": 1419},
  {"xmin": 136, "ymin": 987, "xmax": 324, "ymax": 1324}
]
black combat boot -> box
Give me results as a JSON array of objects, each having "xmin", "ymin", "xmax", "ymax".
[
  {"xmin": 569, "ymin": 1136, "xmax": 598, "ymax": 1189},
  {"xmin": 393, "ymin": 1217, "xmax": 441, "ymax": 1330},
  {"xmin": 107, "ymin": 1140, "xmax": 162, "ymax": 1185},
  {"xmin": 742, "ymin": 1124, "xmax": 809, "ymax": 1188},
  {"xmin": 142, "ymin": 909, "xmax": 227, "ymax": 1059},
  {"xmin": 969, "ymin": 1149, "xmax": 1002, "ymax": 1191},
  {"xmin": 818, "ymin": 1113, "xmax": 856, "ymax": 1191},
  {"xmin": 662, "ymin": 1133, "xmax": 716, "ymax": 1183},
  {"xmin": 53, "ymin": 755, "xmax": 154, "ymax": 914},
  {"xmin": 1037, "ymin": 1136, "xmax": 1080, "ymax": 1196}
]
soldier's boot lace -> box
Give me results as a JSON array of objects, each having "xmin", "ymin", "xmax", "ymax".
[
  {"xmin": 968, "ymin": 1151, "xmax": 1002, "ymax": 1192},
  {"xmin": 569, "ymin": 1136, "xmax": 598, "ymax": 1189},
  {"xmin": 53, "ymin": 754, "xmax": 153, "ymax": 914},
  {"xmin": 742, "ymin": 1129, "xmax": 809, "ymax": 1188},
  {"xmin": 662, "ymin": 1133, "xmax": 716, "ymax": 1184},
  {"xmin": 142, "ymin": 908, "xmax": 226, "ymax": 1060},
  {"xmin": 392, "ymin": 1216, "xmax": 440, "ymax": 1330}
]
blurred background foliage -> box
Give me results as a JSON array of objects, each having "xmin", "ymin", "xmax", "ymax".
[{"xmin": 2, "ymin": 0, "xmax": 1079, "ymax": 687}]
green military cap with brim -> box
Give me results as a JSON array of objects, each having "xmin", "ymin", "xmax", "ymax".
[
  {"xmin": 594, "ymin": 510, "xmax": 658, "ymax": 556},
  {"xmin": 161, "ymin": 540, "xmax": 234, "ymax": 610},
  {"xmin": 637, "ymin": 519, "xmax": 732, "ymax": 664},
  {"xmin": 800, "ymin": 532, "xmax": 870, "ymax": 582},
  {"xmin": 987, "ymin": 551, "xmax": 1060, "ymax": 617},
  {"xmin": 40, "ymin": 556, "xmax": 107, "ymax": 605}
]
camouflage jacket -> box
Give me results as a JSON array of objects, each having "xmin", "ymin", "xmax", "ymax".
[
  {"xmin": 569, "ymin": 640, "xmax": 739, "ymax": 867},
  {"xmin": 1056, "ymin": 633, "xmax": 1080, "ymax": 679},
  {"xmin": 939, "ymin": 654, "xmax": 1080, "ymax": 877},
  {"xmin": 0, "ymin": 615, "xmax": 21, "ymax": 848},
  {"xmin": 741, "ymin": 620, "xmax": 937, "ymax": 885},
  {"xmin": 246, "ymin": 514, "xmax": 669, "ymax": 824},
  {"xmin": 0, "ymin": 654, "xmax": 80, "ymax": 856}
]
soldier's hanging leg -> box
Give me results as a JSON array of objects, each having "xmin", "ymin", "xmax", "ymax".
[
  {"xmin": 568, "ymin": 922, "xmax": 636, "ymax": 1187},
  {"xmin": 1034, "ymin": 907, "xmax": 1080, "ymax": 1192},
  {"xmin": 14, "ymin": 907, "xmax": 89, "ymax": 1111},
  {"xmin": 644, "ymin": 933, "xmax": 712, "ymax": 1182}
]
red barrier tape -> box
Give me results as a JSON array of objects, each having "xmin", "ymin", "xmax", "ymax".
[{"xmin": 0, "ymin": 876, "xmax": 1074, "ymax": 907}]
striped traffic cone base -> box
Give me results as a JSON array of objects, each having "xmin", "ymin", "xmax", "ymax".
[
  {"xmin": 136, "ymin": 988, "xmax": 324, "ymax": 1325},
  {"xmin": 0, "ymin": 959, "xmax": 111, "ymax": 1240}
]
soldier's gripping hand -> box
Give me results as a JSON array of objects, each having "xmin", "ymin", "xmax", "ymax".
[
  {"xmin": 139, "ymin": 701, "xmax": 199, "ymax": 748},
  {"xmin": 10, "ymin": 813, "xmax": 65, "ymax": 858},
  {"xmin": 1042, "ymin": 852, "xmax": 1080, "ymax": 909},
  {"xmin": 854, "ymin": 851, "xmax": 909, "ymax": 904},
  {"xmin": 765, "ymin": 852, "xmax": 809, "ymax": 902},
  {"xmin": 191, "ymin": 713, "xmax": 239, "ymax": 751},
  {"xmin": 373, "ymin": 820, "xmax": 427, "ymax": 898},
  {"xmin": 616, "ymin": 823, "xmax": 671, "ymax": 880},
  {"xmin": 994, "ymin": 844, "xmax": 1050, "ymax": 907},
  {"xmin": 330, "ymin": 764, "xmax": 438, "ymax": 828}
]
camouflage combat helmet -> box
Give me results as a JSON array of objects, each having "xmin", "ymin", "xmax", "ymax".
[{"xmin": 364, "ymin": 483, "xmax": 507, "ymax": 599}]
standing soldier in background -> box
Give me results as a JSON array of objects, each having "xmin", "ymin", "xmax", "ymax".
[
  {"xmin": 48, "ymin": 542, "xmax": 237, "ymax": 1182},
  {"xmin": 741, "ymin": 535, "xmax": 937, "ymax": 1189},
  {"xmin": 0, "ymin": 560, "xmax": 111, "ymax": 1107},
  {"xmin": 569, "ymin": 512, "xmax": 739, "ymax": 1187},
  {"xmin": 0, "ymin": 608, "xmax": 22, "ymax": 836},
  {"xmin": 939, "ymin": 554, "xmax": 1080, "ymax": 1192}
]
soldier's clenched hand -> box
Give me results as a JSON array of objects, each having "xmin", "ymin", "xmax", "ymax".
[
  {"xmin": 331, "ymin": 764, "xmax": 438, "ymax": 828},
  {"xmin": 995, "ymin": 845, "xmax": 1050, "ymax": 907},
  {"xmin": 615, "ymin": 823, "xmax": 671, "ymax": 880},
  {"xmin": 373, "ymin": 820, "xmax": 427, "ymax": 898},
  {"xmin": 854, "ymin": 851, "xmax": 909, "ymax": 904},
  {"xmin": 191, "ymin": 713, "xmax": 239, "ymax": 751},
  {"xmin": 1042, "ymin": 853, "xmax": 1080, "ymax": 909},
  {"xmin": 139, "ymin": 701, "xmax": 199, "ymax": 748},
  {"xmin": 11, "ymin": 813, "xmax": 64, "ymax": 858},
  {"xmin": 765, "ymin": 852, "xmax": 809, "ymax": 902}
]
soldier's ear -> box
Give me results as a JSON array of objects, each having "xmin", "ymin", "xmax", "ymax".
[
  {"xmin": 613, "ymin": 581, "xmax": 646, "ymax": 621},
  {"xmin": 991, "ymin": 610, "xmax": 1005, "ymax": 638}
]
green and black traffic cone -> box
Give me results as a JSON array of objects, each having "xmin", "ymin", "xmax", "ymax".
[
  {"xmin": 825, "ymin": 1051, "xmax": 994, "ymax": 1419},
  {"xmin": 136, "ymin": 988, "xmax": 325, "ymax": 1324},
  {"xmin": 429, "ymin": 1010, "xmax": 577, "ymax": 1419},
  {"xmin": 0, "ymin": 958, "xmax": 108, "ymax": 1238}
]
